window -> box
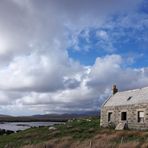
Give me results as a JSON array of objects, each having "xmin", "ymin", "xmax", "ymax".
[
  {"xmin": 138, "ymin": 111, "xmax": 144, "ymax": 123},
  {"xmin": 108, "ymin": 112, "xmax": 112, "ymax": 122},
  {"xmin": 127, "ymin": 96, "xmax": 132, "ymax": 101},
  {"xmin": 121, "ymin": 112, "xmax": 127, "ymax": 121}
]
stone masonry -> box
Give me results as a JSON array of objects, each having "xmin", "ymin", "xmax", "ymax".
[{"xmin": 100, "ymin": 103, "xmax": 148, "ymax": 130}]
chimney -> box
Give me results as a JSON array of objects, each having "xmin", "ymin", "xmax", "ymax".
[{"xmin": 112, "ymin": 85, "xmax": 118, "ymax": 95}]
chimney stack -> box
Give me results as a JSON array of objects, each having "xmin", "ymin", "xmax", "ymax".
[{"xmin": 112, "ymin": 85, "xmax": 118, "ymax": 95}]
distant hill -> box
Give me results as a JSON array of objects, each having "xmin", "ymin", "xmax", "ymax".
[
  {"xmin": 32, "ymin": 110, "xmax": 99, "ymax": 119},
  {"xmin": 0, "ymin": 110, "xmax": 99, "ymax": 122},
  {"xmin": 0, "ymin": 114, "xmax": 12, "ymax": 117}
]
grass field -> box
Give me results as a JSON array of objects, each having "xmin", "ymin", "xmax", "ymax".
[{"xmin": 0, "ymin": 117, "xmax": 148, "ymax": 148}]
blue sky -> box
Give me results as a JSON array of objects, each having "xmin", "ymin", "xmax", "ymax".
[
  {"xmin": 0, "ymin": 0, "xmax": 147, "ymax": 115},
  {"xmin": 68, "ymin": 7, "xmax": 148, "ymax": 67}
]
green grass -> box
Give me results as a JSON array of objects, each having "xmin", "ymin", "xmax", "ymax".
[
  {"xmin": 54, "ymin": 117, "xmax": 100, "ymax": 140},
  {"xmin": 0, "ymin": 117, "xmax": 148, "ymax": 148},
  {"xmin": 0, "ymin": 127, "xmax": 50, "ymax": 148},
  {"xmin": 0, "ymin": 117, "xmax": 100, "ymax": 148}
]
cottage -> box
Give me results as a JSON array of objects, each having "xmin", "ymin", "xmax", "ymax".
[{"xmin": 100, "ymin": 85, "xmax": 148, "ymax": 130}]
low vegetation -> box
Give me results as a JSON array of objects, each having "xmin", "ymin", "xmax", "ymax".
[{"xmin": 0, "ymin": 117, "xmax": 148, "ymax": 148}]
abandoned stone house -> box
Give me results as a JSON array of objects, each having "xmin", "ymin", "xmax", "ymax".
[{"xmin": 100, "ymin": 85, "xmax": 148, "ymax": 130}]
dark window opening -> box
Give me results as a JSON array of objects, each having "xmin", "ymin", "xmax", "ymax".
[
  {"xmin": 127, "ymin": 96, "xmax": 132, "ymax": 101},
  {"xmin": 138, "ymin": 111, "xmax": 144, "ymax": 123},
  {"xmin": 108, "ymin": 112, "xmax": 112, "ymax": 122},
  {"xmin": 121, "ymin": 112, "xmax": 127, "ymax": 121}
]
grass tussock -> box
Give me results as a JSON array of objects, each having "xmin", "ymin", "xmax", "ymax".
[{"xmin": 118, "ymin": 141, "xmax": 140, "ymax": 148}]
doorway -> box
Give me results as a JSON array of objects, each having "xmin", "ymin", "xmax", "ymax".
[
  {"xmin": 108, "ymin": 112, "xmax": 112, "ymax": 122},
  {"xmin": 121, "ymin": 112, "xmax": 127, "ymax": 121}
]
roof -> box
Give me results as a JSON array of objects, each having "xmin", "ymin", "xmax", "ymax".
[{"xmin": 103, "ymin": 86, "xmax": 148, "ymax": 107}]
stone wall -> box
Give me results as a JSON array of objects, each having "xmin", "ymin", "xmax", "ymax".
[{"xmin": 100, "ymin": 103, "xmax": 148, "ymax": 130}]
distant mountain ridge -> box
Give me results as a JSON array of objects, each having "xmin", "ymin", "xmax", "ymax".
[
  {"xmin": 32, "ymin": 110, "xmax": 99, "ymax": 118},
  {"xmin": 0, "ymin": 110, "xmax": 99, "ymax": 122},
  {"xmin": 0, "ymin": 114, "xmax": 12, "ymax": 117}
]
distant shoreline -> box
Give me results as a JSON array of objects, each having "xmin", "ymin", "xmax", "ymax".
[
  {"xmin": 0, "ymin": 112, "xmax": 98, "ymax": 122},
  {"xmin": 0, "ymin": 119, "xmax": 67, "ymax": 122},
  {"xmin": 0, "ymin": 117, "xmax": 68, "ymax": 122},
  {"xmin": 0, "ymin": 113, "xmax": 98, "ymax": 123}
]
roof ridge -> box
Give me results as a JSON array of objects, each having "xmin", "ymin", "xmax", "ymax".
[
  {"xmin": 103, "ymin": 86, "xmax": 148, "ymax": 107},
  {"xmin": 118, "ymin": 86, "xmax": 148, "ymax": 93}
]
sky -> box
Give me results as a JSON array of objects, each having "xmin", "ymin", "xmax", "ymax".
[{"xmin": 0, "ymin": 0, "xmax": 147, "ymax": 115}]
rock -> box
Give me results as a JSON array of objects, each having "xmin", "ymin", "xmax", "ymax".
[
  {"xmin": 86, "ymin": 119, "xmax": 91, "ymax": 122},
  {"xmin": 115, "ymin": 122, "xmax": 126, "ymax": 130},
  {"xmin": 49, "ymin": 126, "xmax": 57, "ymax": 130}
]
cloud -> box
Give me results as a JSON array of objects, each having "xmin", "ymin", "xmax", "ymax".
[
  {"xmin": 0, "ymin": 0, "xmax": 147, "ymax": 115},
  {"xmin": 87, "ymin": 55, "xmax": 148, "ymax": 91},
  {"xmin": 96, "ymin": 30, "xmax": 109, "ymax": 41},
  {"xmin": 0, "ymin": 48, "xmax": 84, "ymax": 92},
  {"xmin": 1, "ymin": 54, "xmax": 148, "ymax": 115}
]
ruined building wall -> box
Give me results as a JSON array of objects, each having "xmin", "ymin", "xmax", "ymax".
[{"xmin": 100, "ymin": 103, "xmax": 148, "ymax": 130}]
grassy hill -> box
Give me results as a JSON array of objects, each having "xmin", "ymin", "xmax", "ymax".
[{"xmin": 0, "ymin": 117, "xmax": 148, "ymax": 148}]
